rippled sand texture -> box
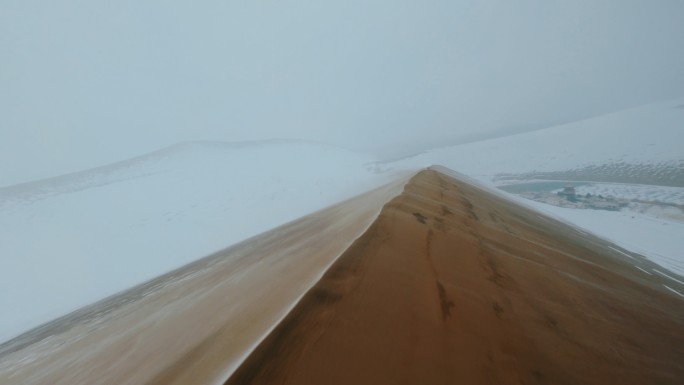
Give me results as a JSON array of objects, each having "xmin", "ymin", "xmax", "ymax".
[
  {"xmin": 227, "ymin": 168, "xmax": 684, "ymax": 385},
  {"xmin": 0, "ymin": 178, "xmax": 409, "ymax": 385}
]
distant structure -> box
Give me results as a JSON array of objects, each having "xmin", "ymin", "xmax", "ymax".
[{"xmin": 558, "ymin": 186, "xmax": 577, "ymax": 201}]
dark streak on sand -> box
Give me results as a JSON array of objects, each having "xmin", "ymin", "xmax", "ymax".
[{"xmin": 225, "ymin": 168, "xmax": 684, "ymax": 385}]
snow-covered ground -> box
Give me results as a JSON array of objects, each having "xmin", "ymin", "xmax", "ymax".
[
  {"xmin": 0, "ymin": 140, "xmax": 404, "ymax": 343},
  {"xmin": 383, "ymin": 98, "xmax": 684, "ymax": 274},
  {"xmin": 526, "ymin": 202, "xmax": 684, "ymax": 279},
  {"xmin": 388, "ymin": 98, "xmax": 684, "ymax": 185},
  {"xmin": 1, "ymin": 98, "xmax": 683, "ymax": 344},
  {"xmin": 433, "ymin": 166, "xmax": 684, "ymax": 282},
  {"xmin": 572, "ymin": 183, "xmax": 684, "ymax": 206}
]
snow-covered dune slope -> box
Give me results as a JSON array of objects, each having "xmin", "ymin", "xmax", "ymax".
[
  {"xmin": 2, "ymin": 99, "xmax": 683, "ymax": 344},
  {"xmin": 383, "ymin": 98, "xmax": 684, "ymax": 277},
  {"xmin": 388, "ymin": 98, "xmax": 684, "ymax": 186},
  {"xmin": 0, "ymin": 140, "xmax": 403, "ymax": 342},
  {"xmin": 526, "ymin": 202, "xmax": 684, "ymax": 279}
]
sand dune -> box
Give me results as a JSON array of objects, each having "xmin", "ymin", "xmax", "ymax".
[
  {"xmin": 0, "ymin": 177, "xmax": 409, "ymax": 385},
  {"xmin": 226, "ymin": 168, "xmax": 684, "ymax": 385},
  {"xmin": 2, "ymin": 167, "xmax": 683, "ymax": 384}
]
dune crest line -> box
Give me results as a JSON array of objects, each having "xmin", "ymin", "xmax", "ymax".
[
  {"xmin": 226, "ymin": 168, "xmax": 684, "ymax": 385},
  {"xmin": 0, "ymin": 174, "xmax": 413, "ymax": 385}
]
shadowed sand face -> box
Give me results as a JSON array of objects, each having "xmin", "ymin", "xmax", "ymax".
[
  {"xmin": 0, "ymin": 177, "xmax": 411, "ymax": 385},
  {"xmin": 2, "ymin": 168, "xmax": 682, "ymax": 385},
  {"xmin": 226, "ymin": 169, "xmax": 684, "ymax": 385}
]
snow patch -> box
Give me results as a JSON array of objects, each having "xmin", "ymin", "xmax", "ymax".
[{"xmin": 0, "ymin": 141, "xmax": 404, "ymax": 342}]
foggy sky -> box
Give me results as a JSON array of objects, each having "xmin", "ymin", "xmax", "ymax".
[{"xmin": 2, "ymin": 0, "xmax": 684, "ymax": 186}]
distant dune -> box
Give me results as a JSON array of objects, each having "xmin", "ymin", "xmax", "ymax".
[
  {"xmin": 0, "ymin": 177, "xmax": 409, "ymax": 385},
  {"xmin": 388, "ymin": 98, "xmax": 684, "ymax": 187},
  {"xmin": 227, "ymin": 168, "xmax": 684, "ymax": 385},
  {"xmin": 3, "ymin": 99, "xmax": 683, "ymax": 343},
  {"xmin": 0, "ymin": 140, "xmax": 402, "ymax": 343},
  {"xmin": 1, "ymin": 167, "xmax": 683, "ymax": 384}
]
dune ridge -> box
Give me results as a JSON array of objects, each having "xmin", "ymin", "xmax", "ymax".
[
  {"xmin": 226, "ymin": 168, "xmax": 684, "ymax": 385},
  {"xmin": 2, "ymin": 167, "xmax": 683, "ymax": 385},
  {"xmin": 0, "ymin": 176, "xmax": 410, "ymax": 385}
]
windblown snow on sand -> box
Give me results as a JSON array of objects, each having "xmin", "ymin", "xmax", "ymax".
[
  {"xmin": 0, "ymin": 141, "xmax": 403, "ymax": 342},
  {"xmin": 2, "ymin": 99, "xmax": 684, "ymax": 345}
]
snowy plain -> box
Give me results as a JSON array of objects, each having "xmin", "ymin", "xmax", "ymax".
[
  {"xmin": 0, "ymin": 141, "xmax": 405, "ymax": 342},
  {"xmin": 1, "ymin": 99, "xmax": 683, "ymax": 343},
  {"xmin": 572, "ymin": 183, "xmax": 684, "ymax": 206},
  {"xmin": 384, "ymin": 99, "xmax": 684, "ymax": 277},
  {"xmin": 525, "ymin": 202, "xmax": 684, "ymax": 278},
  {"xmin": 386, "ymin": 99, "xmax": 684, "ymax": 268},
  {"xmin": 388, "ymin": 98, "xmax": 684, "ymax": 183}
]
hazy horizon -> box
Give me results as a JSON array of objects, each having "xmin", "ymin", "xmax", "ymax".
[{"xmin": 3, "ymin": 1, "xmax": 684, "ymax": 186}]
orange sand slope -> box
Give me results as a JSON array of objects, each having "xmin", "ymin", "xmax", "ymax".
[
  {"xmin": 0, "ymin": 177, "xmax": 409, "ymax": 385},
  {"xmin": 1, "ymin": 167, "xmax": 683, "ymax": 385},
  {"xmin": 226, "ymin": 168, "xmax": 684, "ymax": 385}
]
